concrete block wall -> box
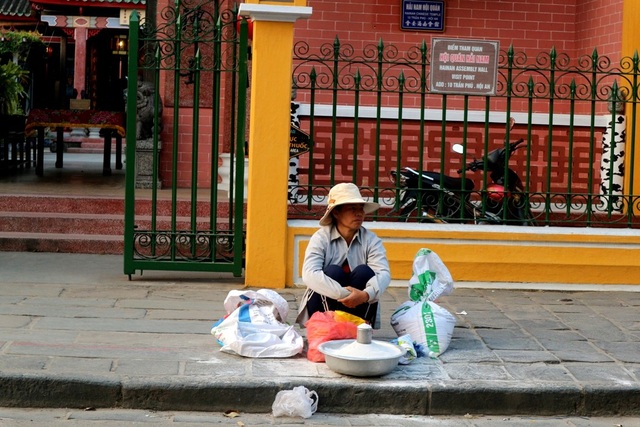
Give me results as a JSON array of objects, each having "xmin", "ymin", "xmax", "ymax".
[{"xmin": 287, "ymin": 219, "xmax": 640, "ymax": 289}]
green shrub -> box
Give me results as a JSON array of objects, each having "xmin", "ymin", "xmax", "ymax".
[
  {"xmin": 0, "ymin": 31, "xmax": 43, "ymax": 58},
  {"xmin": 0, "ymin": 61, "xmax": 28, "ymax": 115}
]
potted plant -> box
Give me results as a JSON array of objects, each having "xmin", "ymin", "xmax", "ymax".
[
  {"xmin": 0, "ymin": 32, "xmax": 39, "ymax": 170},
  {"xmin": 0, "ymin": 61, "xmax": 28, "ymax": 116},
  {"xmin": 0, "ymin": 31, "xmax": 41, "ymax": 115},
  {"xmin": 0, "ymin": 61, "xmax": 29, "ymax": 171}
]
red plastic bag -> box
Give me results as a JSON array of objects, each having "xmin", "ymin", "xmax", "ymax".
[{"xmin": 304, "ymin": 311, "xmax": 364, "ymax": 362}]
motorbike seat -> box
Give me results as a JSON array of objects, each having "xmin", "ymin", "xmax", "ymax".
[{"xmin": 414, "ymin": 169, "xmax": 475, "ymax": 192}]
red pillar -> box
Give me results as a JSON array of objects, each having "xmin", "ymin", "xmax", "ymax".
[{"xmin": 73, "ymin": 26, "xmax": 87, "ymax": 98}]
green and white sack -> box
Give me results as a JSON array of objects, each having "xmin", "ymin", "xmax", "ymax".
[
  {"xmin": 390, "ymin": 299, "xmax": 456, "ymax": 358},
  {"xmin": 408, "ymin": 248, "xmax": 454, "ymax": 302}
]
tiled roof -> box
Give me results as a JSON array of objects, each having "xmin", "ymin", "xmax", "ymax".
[
  {"xmin": 0, "ymin": 0, "xmax": 32, "ymax": 18},
  {"xmin": 1, "ymin": 0, "xmax": 146, "ymax": 19},
  {"xmin": 33, "ymin": 0, "xmax": 146, "ymax": 5}
]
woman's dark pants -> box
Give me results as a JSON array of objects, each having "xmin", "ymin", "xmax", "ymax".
[{"xmin": 306, "ymin": 264, "xmax": 378, "ymax": 324}]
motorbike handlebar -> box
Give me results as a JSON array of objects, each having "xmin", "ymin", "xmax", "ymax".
[
  {"xmin": 510, "ymin": 138, "xmax": 525, "ymax": 151},
  {"xmin": 457, "ymin": 159, "xmax": 482, "ymax": 174}
]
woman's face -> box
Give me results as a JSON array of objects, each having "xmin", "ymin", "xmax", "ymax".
[{"xmin": 333, "ymin": 203, "xmax": 365, "ymax": 231}]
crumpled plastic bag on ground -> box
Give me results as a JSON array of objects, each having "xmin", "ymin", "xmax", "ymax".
[
  {"xmin": 391, "ymin": 334, "xmax": 418, "ymax": 364},
  {"xmin": 211, "ymin": 289, "xmax": 303, "ymax": 358},
  {"xmin": 272, "ymin": 386, "xmax": 318, "ymax": 418}
]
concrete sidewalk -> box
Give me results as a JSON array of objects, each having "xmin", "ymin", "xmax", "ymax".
[{"xmin": 1, "ymin": 251, "xmax": 639, "ymax": 416}]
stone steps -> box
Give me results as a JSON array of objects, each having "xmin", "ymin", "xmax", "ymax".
[
  {"xmin": 0, "ymin": 211, "xmax": 219, "ymax": 235},
  {"xmin": 0, "ymin": 194, "xmax": 233, "ymax": 255},
  {"xmin": 0, "ymin": 194, "xmax": 218, "ymax": 216},
  {"xmin": 56, "ymin": 138, "xmax": 127, "ymax": 155},
  {"xmin": 0, "ymin": 231, "xmax": 124, "ymax": 254}
]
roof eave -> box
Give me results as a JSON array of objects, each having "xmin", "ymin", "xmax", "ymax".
[{"xmin": 30, "ymin": 0, "xmax": 145, "ymax": 9}]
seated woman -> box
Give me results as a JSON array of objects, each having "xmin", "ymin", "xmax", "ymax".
[{"xmin": 296, "ymin": 182, "xmax": 391, "ymax": 328}]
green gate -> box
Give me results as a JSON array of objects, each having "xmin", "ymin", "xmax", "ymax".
[{"xmin": 123, "ymin": 1, "xmax": 248, "ymax": 278}]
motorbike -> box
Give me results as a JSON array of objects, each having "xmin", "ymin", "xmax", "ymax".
[{"xmin": 389, "ymin": 122, "xmax": 535, "ymax": 225}]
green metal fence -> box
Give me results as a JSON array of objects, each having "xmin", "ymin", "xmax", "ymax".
[
  {"xmin": 123, "ymin": 1, "xmax": 248, "ymax": 277},
  {"xmin": 290, "ymin": 38, "xmax": 640, "ymax": 228}
]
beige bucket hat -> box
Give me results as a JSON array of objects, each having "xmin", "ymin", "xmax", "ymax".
[{"xmin": 319, "ymin": 183, "xmax": 379, "ymax": 226}]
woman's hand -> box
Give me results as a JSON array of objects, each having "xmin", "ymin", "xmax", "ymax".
[{"xmin": 338, "ymin": 286, "xmax": 369, "ymax": 308}]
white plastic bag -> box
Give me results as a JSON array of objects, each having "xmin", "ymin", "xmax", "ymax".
[
  {"xmin": 272, "ymin": 386, "xmax": 318, "ymax": 418},
  {"xmin": 211, "ymin": 289, "xmax": 303, "ymax": 358},
  {"xmin": 390, "ymin": 299, "xmax": 456, "ymax": 358},
  {"xmin": 391, "ymin": 334, "xmax": 418, "ymax": 365},
  {"xmin": 408, "ymin": 248, "xmax": 454, "ymax": 302},
  {"xmin": 223, "ymin": 289, "xmax": 289, "ymax": 322}
]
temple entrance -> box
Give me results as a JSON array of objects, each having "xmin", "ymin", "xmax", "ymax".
[{"xmin": 90, "ymin": 30, "xmax": 129, "ymax": 112}]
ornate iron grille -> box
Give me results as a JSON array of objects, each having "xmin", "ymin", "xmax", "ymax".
[{"xmin": 290, "ymin": 38, "xmax": 640, "ymax": 228}]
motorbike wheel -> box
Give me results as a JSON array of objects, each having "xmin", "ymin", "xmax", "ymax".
[
  {"xmin": 397, "ymin": 205, "xmax": 447, "ymax": 223},
  {"xmin": 395, "ymin": 191, "xmax": 449, "ymax": 223},
  {"xmin": 421, "ymin": 211, "xmax": 448, "ymax": 223},
  {"xmin": 520, "ymin": 207, "xmax": 536, "ymax": 226},
  {"xmin": 509, "ymin": 195, "xmax": 537, "ymax": 226},
  {"xmin": 472, "ymin": 208, "xmax": 502, "ymax": 225},
  {"xmin": 415, "ymin": 205, "xmax": 448, "ymax": 223}
]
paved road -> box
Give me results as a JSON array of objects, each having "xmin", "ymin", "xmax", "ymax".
[{"xmin": 0, "ymin": 408, "xmax": 639, "ymax": 426}]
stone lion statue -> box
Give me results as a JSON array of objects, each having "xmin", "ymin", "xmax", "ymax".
[{"xmin": 124, "ymin": 80, "xmax": 162, "ymax": 140}]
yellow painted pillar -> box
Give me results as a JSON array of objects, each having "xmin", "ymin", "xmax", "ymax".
[
  {"xmin": 238, "ymin": 1, "xmax": 312, "ymax": 288},
  {"xmin": 621, "ymin": 0, "xmax": 640, "ymax": 208}
]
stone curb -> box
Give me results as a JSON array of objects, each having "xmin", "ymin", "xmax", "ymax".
[{"xmin": 2, "ymin": 373, "xmax": 640, "ymax": 416}]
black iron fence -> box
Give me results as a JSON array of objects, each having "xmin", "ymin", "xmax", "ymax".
[{"xmin": 289, "ymin": 38, "xmax": 640, "ymax": 228}]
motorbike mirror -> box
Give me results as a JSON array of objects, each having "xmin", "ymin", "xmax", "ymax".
[{"xmin": 452, "ymin": 143, "xmax": 465, "ymax": 154}]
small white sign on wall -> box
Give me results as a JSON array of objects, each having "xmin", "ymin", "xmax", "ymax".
[{"xmin": 120, "ymin": 9, "xmax": 146, "ymax": 26}]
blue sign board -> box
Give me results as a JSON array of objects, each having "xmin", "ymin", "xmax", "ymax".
[{"xmin": 401, "ymin": 0, "xmax": 445, "ymax": 31}]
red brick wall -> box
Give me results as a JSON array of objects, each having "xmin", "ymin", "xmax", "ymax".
[
  {"xmin": 154, "ymin": 0, "xmax": 238, "ymax": 188},
  {"xmin": 155, "ymin": 0, "xmax": 625, "ymax": 188},
  {"xmin": 576, "ymin": 0, "xmax": 623, "ymax": 59},
  {"xmin": 158, "ymin": 108, "xmax": 215, "ymax": 187},
  {"xmin": 291, "ymin": 0, "xmax": 625, "ymax": 114},
  {"xmin": 295, "ymin": 0, "xmax": 584, "ymax": 58},
  {"xmin": 288, "ymin": 1, "xmax": 625, "ymax": 198}
]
